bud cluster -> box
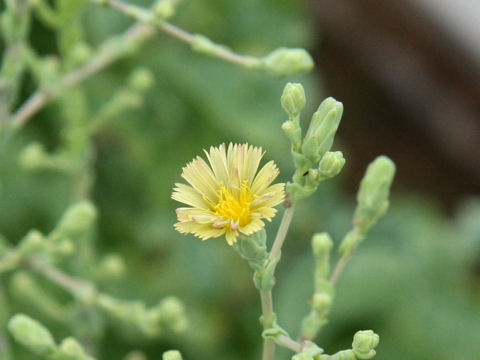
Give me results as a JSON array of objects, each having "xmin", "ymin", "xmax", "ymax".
[{"xmin": 280, "ymin": 83, "xmax": 345, "ymax": 204}]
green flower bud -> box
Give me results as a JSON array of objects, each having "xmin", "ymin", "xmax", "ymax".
[
  {"xmin": 19, "ymin": 143, "xmax": 49, "ymax": 170},
  {"xmin": 311, "ymin": 293, "xmax": 332, "ymax": 312},
  {"xmin": 8, "ymin": 314, "xmax": 56, "ymax": 356},
  {"xmin": 233, "ymin": 229, "xmax": 268, "ymax": 270},
  {"xmin": 154, "ymin": 0, "xmax": 181, "ymax": 19},
  {"xmin": 261, "ymin": 47, "xmax": 314, "ymax": 77},
  {"xmin": 354, "ymin": 156, "xmax": 395, "ymax": 231},
  {"xmin": 302, "ymin": 98, "xmax": 343, "ymax": 164},
  {"xmin": 162, "ymin": 350, "xmax": 183, "ymax": 360},
  {"xmin": 59, "ymin": 337, "xmax": 93, "ymax": 360},
  {"xmin": 318, "ymin": 151, "xmax": 345, "ymax": 179},
  {"xmin": 55, "ymin": 201, "xmax": 97, "ymax": 238},
  {"xmin": 281, "ymin": 83, "xmax": 306, "ymax": 117},
  {"xmin": 312, "ymin": 233, "xmax": 333, "ymax": 280},
  {"xmin": 97, "ymin": 254, "xmax": 126, "ymax": 280},
  {"xmin": 152, "ymin": 296, "xmax": 187, "ymax": 333},
  {"xmin": 352, "ymin": 330, "xmax": 379, "ymax": 359},
  {"xmin": 282, "ymin": 120, "xmax": 302, "ymax": 151},
  {"xmin": 312, "ymin": 233, "xmax": 333, "ymax": 260},
  {"xmin": 52, "ymin": 239, "xmax": 75, "ymax": 257},
  {"xmin": 70, "ymin": 42, "xmax": 92, "ymax": 64},
  {"xmin": 191, "ymin": 34, "xmax": 221, "ymax": 56},
  {"xmin": 18, "ymin": 230, "xmax": 45, "ymax": 256},
  {"xmin": 128, "ymin": 68, "xmax": 155, "ymax": 92}
]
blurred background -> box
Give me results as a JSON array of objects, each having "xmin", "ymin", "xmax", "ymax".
[{"xmin": 1, "ymin": 0, "xmax": 479, "ymax": 359}]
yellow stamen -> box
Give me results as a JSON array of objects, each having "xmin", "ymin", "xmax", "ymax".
[{"xmin": 214, "ymin": 181, "xmax": 254, "ymax": 227}]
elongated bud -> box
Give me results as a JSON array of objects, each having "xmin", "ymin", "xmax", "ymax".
[
  {"xmin": 260, "ymin": 48, "xmax": 314, "ymax": 77},
  {"xmin": 55, "ymin": 201, "xmax": 97, "ymax": 238},
  {"xmin": 302, "ymin": 98, "xmax": 343, "ymax": 163},
  {"xmin": 163, "ymin": 350, "xmax": 183, "ymax": 360},
  {"xmin": 354, "ymin": 156, "xmax": 395, "ymax": 231},
  {"xmin": 312, "ymin": 233, "xmax": 333, "ymax": 279},
  {"xmin": 352, "ymin": 330, "xmax": 379, "ymax": 359},
  {"xmin": 281, "ymin": 83, "xmax": 306, "ymax": 117},
  {"xmin": 8, "ymin": 314, "xmax": 56, "ymax": 356},
  {"xmin": 318, "ymin": 151, "xmax": 345, "ymax": 179}
]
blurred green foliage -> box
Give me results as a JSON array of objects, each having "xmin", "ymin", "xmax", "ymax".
[{"xmin": 0, "ymin": 0, "xmax": 479, "ymax": 360}]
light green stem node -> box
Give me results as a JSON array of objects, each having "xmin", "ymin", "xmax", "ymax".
[{"xmin": 162, "ymin": 350, "xmax": 183, "ymax": 360}]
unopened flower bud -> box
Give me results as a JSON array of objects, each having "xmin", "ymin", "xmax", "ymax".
[
  {"xmin": 97, "ymin": 254, "xmax": 126, "ymax": 279},
  {"xmin": 55, "ymin": 201, "xmax": 97, "ymax": 238},
  {"xmin": 354, "ymin": 156, "xmax": 395, "ymax": 230},
  {"xmin": 233, "ymin": 229, "xmax": 267, "ymax": 270},
  {"xmin": 153, "ymin": 296, "xmax": 187, "ymax": 333},
  {"xmin": 261, "ymin": 48, "xmax": 314, "ymax": 77},
  {"xmin": 128, "ymin": 68, "xmax": 155, "ymax": 92},
  {"xmin": 18, "ymin": 230, "xmax": 45, "ymax": 256},
  {"xmin": 8, "ymin": 314, "xmax": 56, "ymax": 356},
  {"xmin": 154, "ymin": 0, "xmax": 181, "ymax": 19},
  {"xmin": 318, "ymin": 151, "xmax": 345, "ymax": 179},
  {"xmin": 352, "ymin": 330, "xmax": 379, "ymax": 359},
  {"xmin": 302, "ymin": 98, "xmax": 343, "ymax": 163},
  {"xmin": 163, "ymin": 350, "xmax": 183, "ymax": 360},
  {"xmin": 70, "ymin": 42, "xmax": 92, "ymax": 64},
  {"xmin": 281, "ymin": 83, "xmax": 306, "ymax": 117},
  {"xmin": 311, "ymin": 293, "xmax": 332, "ymax": 312},
  {"xmin": 19, "ymin": 143, "xmax": 49, "ymax": 170},
  {"xmin": 59, "ymin": 337, "xmax": 93, "ymax": 360}
]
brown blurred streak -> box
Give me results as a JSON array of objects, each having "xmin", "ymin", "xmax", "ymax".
[{"xmin": 308, "ymin": 0, "xmax": 480, "ymax": 209}]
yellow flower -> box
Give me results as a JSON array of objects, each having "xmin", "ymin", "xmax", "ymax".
[{"xmin": 172, "ymin": 143, "xmax": 285, "ymax": 245}]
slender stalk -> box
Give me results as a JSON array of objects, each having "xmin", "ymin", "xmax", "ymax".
[
  {"xmin": 269, "ymin": 206, "xmax": 296, "ymax": 261},
  {"xmin": 330, "ymin": 255, "xmax": 348, "ymax": 284},
  {"xmin": 258, "ymin": 206, "xmax": 296, "ymax": 360},
  {"xmin": 276, "ymin": 335, "xmax": 302, "ymax": 353},
  {"xmin": 94, "ymin": 0, "xmax": 255, "ymax": 67},
  {"xmin": 260, "ymin": 290, "xmax": 275, "ymax": 360},
  {"xmin": 10, "ymin": 23, "xmax": 154, "ymax": 130},
  {"xmin": 28, "ymin": 259, "xmax": 92, "ymax": 296}
]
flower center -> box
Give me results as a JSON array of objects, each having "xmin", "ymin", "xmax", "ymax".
[{"xmin": 214, "ymin": 181, "xmax": 254, "ymax": 226}]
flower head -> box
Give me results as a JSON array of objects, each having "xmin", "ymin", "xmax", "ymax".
[{"xmin": 172, "ymin": 143, "xmax": 285, "ymax": 245}]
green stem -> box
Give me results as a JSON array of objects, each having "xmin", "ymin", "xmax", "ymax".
[
  {"xmin": 92, "ymin": 0, "xmax": 257, "ymax": 68},
  {"xmin": 260, "ymin": 290, "xmax": 275, "ymax": 360},
  {"xmin": 9, "ymin": 22, "xmax": 155, "ymax": 132},
  {"xmin": 258, "ymin": 206, "xmax": 296, "ymax": 360},
  {"xmin": 269, "ymin": 206, "xmax": 295, "ymax": 261},
  {"xmin": 329, "ymin": 255, "xmax": 348, "ymax": 284}
]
